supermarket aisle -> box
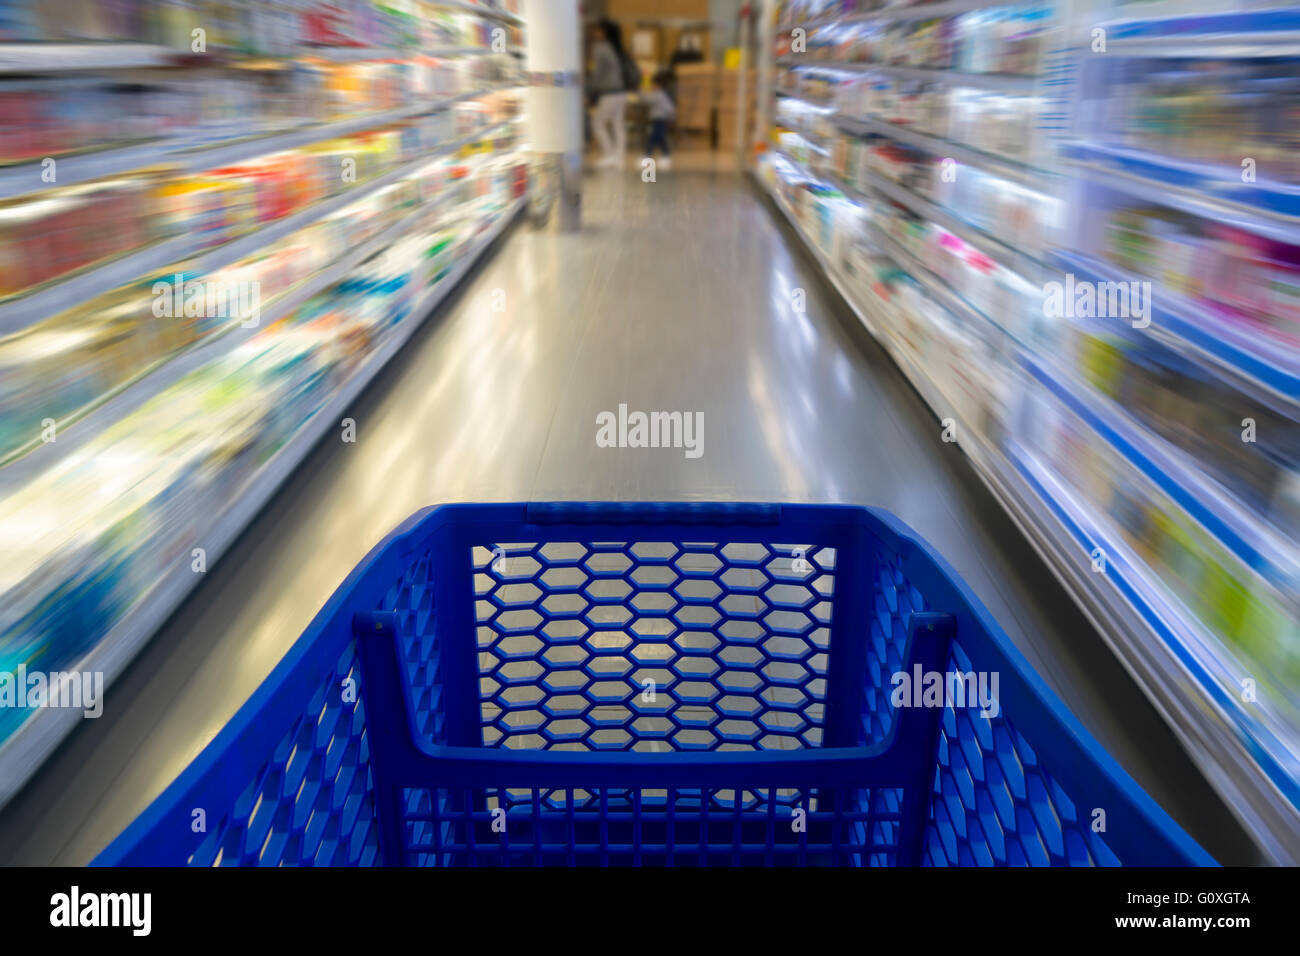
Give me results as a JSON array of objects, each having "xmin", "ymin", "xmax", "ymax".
[{"xmin": 0, "ymin": 170, "xmax": 1255, "ymax": 864}]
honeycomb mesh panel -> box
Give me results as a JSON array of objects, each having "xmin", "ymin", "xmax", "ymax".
[
  {"xmin": 186, "ymin": 550, "xmax": 444, "ymax": 866},
  {"xmin": 924, "ymin": 640, "xmax": 1121, "ymax": 867},
  {"xmin": 860, "ymin": 545, "xmax": 930, "ymax": 747},
  {"xmin": 387, "ymin": 546, "xmax": 448, "ymax": 746},
  {"xmin": 187, "ymin": 643, "xmax": 379, "ymax": 867},
  {"xmin": 470, "ymin": 540, "xmax": 836, "ymax": 752},
  {"xmin": 860, "ymin": 545, "xmax": 1120, "ymax": 866}
]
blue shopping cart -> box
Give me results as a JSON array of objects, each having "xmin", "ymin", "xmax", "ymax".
[{"xmin": 95, "ymin": 502, "xmax": 1214, "ymax": 866}]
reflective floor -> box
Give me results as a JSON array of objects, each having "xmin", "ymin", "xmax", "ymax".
[{"xmin": 0, "ymin": 169, "xmax": 1259, "ymax": 864}]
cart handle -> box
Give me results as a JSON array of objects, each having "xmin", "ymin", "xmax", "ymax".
[{"xmin": 525, "ymin": 501, "xmax": 782, "ymax": 525}]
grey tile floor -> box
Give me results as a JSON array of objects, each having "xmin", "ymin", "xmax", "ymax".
[{"xmin": 0, "ymin": 169, "xmax": 1258, "ymax": 864}]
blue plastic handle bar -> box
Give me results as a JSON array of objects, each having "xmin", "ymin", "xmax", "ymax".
[
  {"xmin": 354, "ymin": 605, "xmax": 954, "ymax": 864},
  {"xmin": 525, "ymin": 501, "xmax": 782, "ymax": 525}
]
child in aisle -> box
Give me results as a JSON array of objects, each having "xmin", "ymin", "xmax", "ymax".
[{"xmin": 643, "ymin": 72, "xmax": 676, "ymax": 171}]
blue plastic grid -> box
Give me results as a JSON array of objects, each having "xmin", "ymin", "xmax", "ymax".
[{"xmin": 469, "ymin": 539, "xmax": 838, "ymax": 752}]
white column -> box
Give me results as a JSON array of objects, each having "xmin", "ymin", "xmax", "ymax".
[
  {"xmin": 752, "ymin": 0, "xmax": 776, "ymax": 158},
  {"xmin": 734, "ymin": 4, "xmax": 754, "ymax": 170},
  {"xmin": 523, "ymin": 0, "xmax": 583, "ymax": 231}
]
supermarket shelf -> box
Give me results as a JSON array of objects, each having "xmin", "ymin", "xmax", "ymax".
[
  {"xmin": 183, "ymin": 119, "xmax": 517, "ymax": 277},
  {"xmin": 989, "ymin": 257, "xmax": 1300, "ymax": 596},
  {"xmin": 786, "ymin": 131, "xmax": 830, "ymax": 157},
  {"xmin": 761, "ymin": 171, "xmax": 1002, "ymax": 452},
  {"xmin": 759, "ymin": 171, "xmax": 987, "ymax": 447},
  {"xmin": 834, "ymin": 112, "xmax": 1056, "ymax": 190},
  {"xmin": 762, "ymin": 177, "xmax": 879, "ymax": 341},
  {"xmin": 0, "ymin": 88, "xmax": 500, "ymax": 202},
  {"xmin": 1021, "ymin": 353, "xmax": 1300, "ymax": 595},
  {"xmin": 301, "ymin": 45, "xmax": 518, "ymax": 60},
  {"xmin": 1052, "ymin": 250, "xmax": 1300, "ymax": 418},
  {"xmin": 840, "ymin": 0, "xmax": 1028, "ymax": 24},
  {"xmin": 425, "ymin": 46, "xmax": 505, "ymax": 57},
  {"xmin": 767, "ymin": 151, "xmax": 1046, "ymax": 284},
  {"xmin": 0, "ymin": 140, "xmax": 174, "ymax": 201},
  {"xmin": 779, "ymin": 57, "xmax": 1038, "ymax": 93},
  {"xmin": 864, "ymin": 62, "xmax": 1038, "ymax": 93},
  {"xmin": 0, "ymin": 100, "xmax": 506, "ymax": 333},
  {"xmin": 757, "ymin": 167, "xmax": 1300, "ymax": 862},
  {"xmin": 869, "ymin": 222, "xmax": 1023, "ymax": 347},
  {"xmin": 1063, "ymin": 141, "xmax": 1300, "ymax": 240},
  {"xmin": 1099, "ymin": 7, "xmax": 1300, "ymax": 57},
  {"xmin": 850, "ymin": 167, "xmax": 1044, "ymax": 280},
  {"xmin": 0, "ymin": 123, "xmax": 517, "ymax": 479},
  {"xmin": 763, "ymin": 153, "xmax": 1028, "ymax": 360},
  {"xmin": 0, "ymin": 43, "xmax": 178, "ymax": 73},
  {"xmin": 0, "ymin": 233, "xmax": 195, "ymax": 337},
  {"xmin": 1004, "ymin": 439, "xmax": 1300, "ymax": 866},
  {"xmin": 431, "ymin": 0, "xmax": 525, "ymax": 26},
  {"xmin": 170, "ymin": 89, "xmax": 496, "ymax": 171},
  {"xmin": 787, "ymin": 13, "xmax": 838, "ymax": 33},
  {"xmin": 0, "ymin": 207, "xmax": 423, "ymax": 490},
  {"xmin": 0, "ymin": 195, "xmax": 526, "ymax": 814},
  {"xmin": 766, "ymin": 155, "xmax": 1014, "ymax": 433},
  {"xmin": 773, "ymin": 89, "xmax": 835, "ymax": 110}
]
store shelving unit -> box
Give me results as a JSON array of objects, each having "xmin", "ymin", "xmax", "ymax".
[
  {"xmin": 0, "ymin": 194, "xmax": 524, "ymax": 812},
  {"xmin": 0, "ymin": 81, "xmax": 515, "ymax": 204},
  {"xmin": 0, "ymin": 1, "xmax": 528, "ymax": 809},
  {"xmin": 1, "ymin": 119, "xmax": 520, "ymax": 479},
  {"xmin": 0, "ymin": 105, "xmax": 516, "ymax": 328},
  {"xmin": 835, "ymin": 112, "xmax": 1053, "ymax": 190},
  {"xmin": 757, "ymin": 0, "xmax": 1300, "ymax": 862},
  {"xmin": 778, "ymin": 56, "xmax": 1039, "ymax": 91}
]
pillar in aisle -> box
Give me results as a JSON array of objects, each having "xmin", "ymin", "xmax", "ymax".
[
  {"xmin": 524, "ymin": 0, "xmax": 582, "ymax": 232},
  {"xmin": 734, "ymin": 3, "xmax": 753, "ymax": 170},
  {"xmin": 752, "ymin": 0, "xmax": 776, "ymax": 158}
]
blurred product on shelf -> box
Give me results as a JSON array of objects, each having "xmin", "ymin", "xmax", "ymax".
[
  {"xmin": 1103, "ymin": 206, "xmax": 1300, "ymax": 347},
  {"xmin": 779, "ymin": 69, "xmax": 1047, "ymax": 166},
  {"xmin": 0, "ymin": 105, "xmax": 513, "ymax": 304},
  {"xmin": 1066, "ymin": 327, "xmax": 1300, "ymax": 537},
  {"xmin": 0, "ymin": 0, "xmax": 522, "ymax": 50},
  {"xmin": 0, "ymin": 47, "xmax": 516, "ymax": 166},
  {"xmin": 779, "ymin": 1, "xmax": 1052, "ymax": 77},
  {"xmin": 0, "ymin": 173, "xmax": 163, "ymax": 296},
  {"xmin": 0, "ymin": 116, "xmax": 519, "ymax": 456},
  {"xmin": 1105, "ymin": 60, "xmax": 1300, "ymax": 183}
]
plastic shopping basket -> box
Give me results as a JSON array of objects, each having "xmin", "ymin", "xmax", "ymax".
[{"xmin": 94, "ymin": 502, "xmax": 1215, "ymax": 866}]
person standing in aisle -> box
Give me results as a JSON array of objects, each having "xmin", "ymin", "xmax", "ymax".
[
  {"xmin": 588, "ymin": 19, "xmax": 636, "ymax": 169},
  {"xmin": 643, "ymin": 71, "xmax": 676, "ymax": 171}
]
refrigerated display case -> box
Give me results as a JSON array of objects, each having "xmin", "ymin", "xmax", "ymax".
[
  {"xmin": 0, "ymin": 0, "xmax": 528, "ymax": 809},
  {"xmin": 754, "ymin": 0, "xmax": 1300, "ymax": 862}
]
